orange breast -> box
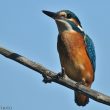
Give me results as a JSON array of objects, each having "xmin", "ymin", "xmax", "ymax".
[{"xmin": 57, "ymin": 31, "xmax": 94, "ymax": 86}]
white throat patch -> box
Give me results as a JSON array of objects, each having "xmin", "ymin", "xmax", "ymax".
[
  {"xmin": 56, "ymin": 19, "xmax": 84, "ymax": 34},
  {"xmin": 56, "ymin": 19, "xmax": 73, "ymax": 33},
  {"xmin": 77, "ymin": 25, "xmax": 84, "ymax": 32}
]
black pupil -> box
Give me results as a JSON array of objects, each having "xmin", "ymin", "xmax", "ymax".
[{"xmin": 67, "ymin": 14, "xmax": 71, "ymax": 18}]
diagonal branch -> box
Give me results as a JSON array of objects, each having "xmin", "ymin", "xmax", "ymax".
[{"xmin": 0, "ymin": 46, "xmax": 110, "ymax": 106}]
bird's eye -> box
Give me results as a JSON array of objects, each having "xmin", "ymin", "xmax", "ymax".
[
  {"xmin": 60, "ymin": 15, "xmax": 66, "ymax": 19},
  {"xmin": 67, "ymin": 14, "xmax": 72, "ymax": 18}
]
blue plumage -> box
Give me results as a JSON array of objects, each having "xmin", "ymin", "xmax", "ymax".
[
  {"xmin": 63, "ymin": 19, "xmax": 96, "ymax": 73},
  {"xmin": 57, "ymin": 10, "xmax": 82, "ymax": 26},
  {"xmin": 84, "ymin": 34, "xmax": 96, "ymax": 73},
  {"xmin": 64, "ymin": 20, "xmax": 96, "ymax": 73},
  {"xmin": 65, "ymin": 20, "xmax": 84, "ymax": 34}
]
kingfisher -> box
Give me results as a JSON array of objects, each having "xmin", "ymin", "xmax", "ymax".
[{"xmin": 42, "ymin": 10, "xmax": 96, "ymax": 106}]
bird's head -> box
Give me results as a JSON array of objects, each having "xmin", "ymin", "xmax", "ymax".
[{"xmin": 42, "ymin": 10, "xmax": 83, "ymax": 33}]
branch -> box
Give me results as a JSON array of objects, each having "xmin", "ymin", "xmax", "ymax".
[{"xmin": 0, "ymin": 46, "xmax": 110, "ymax": 106}]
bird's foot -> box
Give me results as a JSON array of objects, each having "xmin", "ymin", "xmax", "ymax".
[
  {"xmin": 57, "ymin": 67, "xmax": 65, "ymax": 78},
  {"xmin": 75, "ymin": 79, "xmax": 86, "ymax": 88},
  {"xmin": 53, "ymin": 67, "xmax": 65, "ymax": 79},
  {"xmin": 54, "ymin": 67, "xmax": 66, "ymax": 79},
  {"xmin": 43, "ymin": 67, "xmax": 66, "ymax": 83}
]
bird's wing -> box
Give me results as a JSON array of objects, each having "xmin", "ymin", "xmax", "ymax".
[{"xmin": 84, "ymin": 34, "xmax": 96, "ymax": 73}]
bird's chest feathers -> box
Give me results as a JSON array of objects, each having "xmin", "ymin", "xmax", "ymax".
[
  {"xmin": 59, "ymin": 31, "xmax": 85, "ymax": 51},
  {"xmin": 57, "ymin": 31, "xmax": 87, "ymax": 80}
]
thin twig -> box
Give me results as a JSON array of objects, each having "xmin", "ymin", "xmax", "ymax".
[{"xmin": 0, "ymin": 46, "xmax": 110, "ymax": 106}]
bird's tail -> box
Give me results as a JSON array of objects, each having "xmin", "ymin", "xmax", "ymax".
[{"xmin": 74, "ymin": 91, "xmax": 89, "ymax": 106}]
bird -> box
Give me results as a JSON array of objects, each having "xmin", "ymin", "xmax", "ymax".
[{"xmin": 42, "ymin": 10, "xmax": 96, "ymax": 106}]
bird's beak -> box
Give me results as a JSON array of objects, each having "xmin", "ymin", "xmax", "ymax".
[{"xmin": 42, "ymin": 10, "xmax": 56, "ymax": 19}]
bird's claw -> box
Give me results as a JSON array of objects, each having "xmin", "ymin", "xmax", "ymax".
[
  {"xmin": 54, "ymin": 67, "xmax": 65, "ymax": 79},
  {"xmin": 43, "ymin": 67, "xmax": 66, "ymax": 83},
  {"xmin": 75, "ymin": 79, "xmax": 86, "ymax": 88}
]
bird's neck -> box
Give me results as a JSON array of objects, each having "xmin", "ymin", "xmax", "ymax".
[
  {"xmin": 56, "ymin": 19, "xmax": 84, "ymax": 35},
  {"xmin": 56, "ymin": 19, "xmax": 73, "ymax": 33}
]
